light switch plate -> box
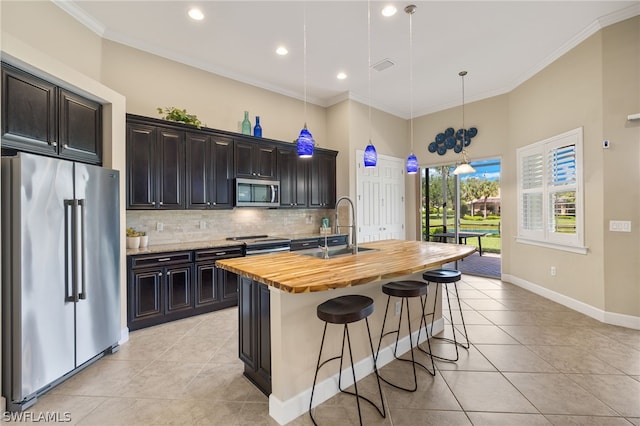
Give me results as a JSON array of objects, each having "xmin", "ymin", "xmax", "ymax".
[{"xmin": 609, "ymin": 220, "xmax": 631, "ymax": 232}]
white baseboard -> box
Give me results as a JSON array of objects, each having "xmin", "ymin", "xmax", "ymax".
[
  {"xmin": 502, "ymin": 274, "xmax": 640, "ymax": 330},
  {"xmin": 269, "ymin": 318, "xmax": 444, "ymax": 425}
]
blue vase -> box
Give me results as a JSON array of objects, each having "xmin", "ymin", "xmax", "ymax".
[{"xmin": 253, "ymin": 116, "xmax": 262, "ymax": 137}]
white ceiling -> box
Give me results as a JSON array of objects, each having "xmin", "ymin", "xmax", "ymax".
[{"xmin": 55, "ymin": 1, "xmax": 639, "ymax": 119}]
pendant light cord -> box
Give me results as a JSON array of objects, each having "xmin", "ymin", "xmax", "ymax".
[
  {"xmin": 303, "ymin": 2, "xmax": 308, "ymax": 125},
  {"xmin": 408, "ymin": 6, "xmax": 414, "ymax": 152}
]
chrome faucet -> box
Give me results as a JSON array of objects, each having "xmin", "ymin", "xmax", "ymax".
[{"xmin": 334, "ymin": 196, "xmax": 357, "ymax": 254}]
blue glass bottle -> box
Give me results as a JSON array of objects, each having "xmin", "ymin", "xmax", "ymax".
[
  {"xmin": 241, "ymin": 111, "xmax": 251, "ymax": 135},
  {"xmin": 253, "ymin": 116, "xmax": 262, "ymax": 137}
]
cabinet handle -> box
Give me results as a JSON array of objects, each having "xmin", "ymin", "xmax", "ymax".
[
  {"xmin": 159, "ymin": 201, "xmax": 164, "ymax": 206},
  {"xmin": 212, "ymin": 202, "xmax": 216, "ymax": 206},
  {"xmin": 215, "ymin": 252, "xmax": 227, "ymax": 256},
  {"xmin": 207, "ymin": 202, "xmax": 211, "ymax": 206},
  {"xmin": 51, "ymin": 142, "xmax": 58, "ymax": 147},
  {"xmin": 63, "ymin": 144, "xmax": 69, "ymax": 149},
  {"xmin": 158, "ymin": 257, "xmax": 171, "ymax": 262},
  {"xmin": 158, "ymin": 272, "xmax": 163, "ymax": 277},
  {"xmin": 167, "ymin": 271, "xmax": 171, "ymax": 275}
]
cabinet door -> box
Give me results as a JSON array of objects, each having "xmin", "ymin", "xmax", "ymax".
[
  {"xmin": 166, "ymin": 265, "xmax": 192, "ymax": 314},
  {"xmin": 257, "ymin": 282, "xmax": 271, "ymax": 385},
  {"xmin": 254, "ymin": 144, "xmax": 277, "ymax": 179},
  {"xmin": 1, "ymin": 64, "xmax": 57, "ymax": 155},
  {"xmin": 239, "ymin": 277, "xmax": 256, "ymax": 369},
  {"xmin": 185, "ymin": 132, "xmax": 210, "ymax": 209},
  {"xmin": 58, "ymin": 88, "xmax": 102, "ymax": 164},
  {"xmin": 157, "ymin": 127, "xmax": 185, "ymax": 209},
  {"xmin": 234, "ymin": 140, "xmax": 277, "ymax": 179},
  {"xmin": 126, "ymin": 123, "xmax": 157, "ymax": 209},
  {"xmin": 309, "ymin": 151, "xmax": 337, "ymax": 208},
  {"xmin": 129, "ymin": 268, "xmax": 164, "ymax": 328},
  {"xmin": 221, "ymin": 269, "xmax": 238, "ymax": 302},
  {"xmin": 211, "ymin": 136, "xmax": 234, "ymax": 208},
  {"xmin": 278, "ymin": 147, "xmax": 307, "ymax": 208},
  {"xmin": 195, "ymin": 263, "xmax": 219, "ymax": 307},
  {"xmin": 234, "ymin": 140, "xmax": 255, "ymax": 178}
]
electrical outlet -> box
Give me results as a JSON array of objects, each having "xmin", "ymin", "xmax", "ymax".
[
  {"xmin": 199, "ymin": 220, "xmax": 206, "ymax": 230},
  {"xmin": 157, "ymin": 222, "xmax": 163, "ymax": 232},
  {"xmin": 550, "ymin": 266, "xmax": 556, "ymax": 277},
  {"xmin": 394, "ymin": 301, "xmax": 401, "ymax": 316}
]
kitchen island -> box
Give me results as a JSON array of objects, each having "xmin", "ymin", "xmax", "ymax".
[{"xmin": 216, "ymin": 239, "xmax": 475, "ymax": 425}]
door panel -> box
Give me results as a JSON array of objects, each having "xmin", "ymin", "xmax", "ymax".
[
  {"xmin": 11, "ymin": 154, "xmax": 75, "ymax": 400},
  {"xmin": 74, "ymin": 163, "xmax": 120, "ymax": 366},
  {"xmin": 166, "ymin": 266, "xmax": 192, "ymax": 313}
]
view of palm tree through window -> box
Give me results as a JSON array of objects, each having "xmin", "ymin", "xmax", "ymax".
[{"xmin": 421, "ymin": 159, "xmax": 502, "ymax": 255}]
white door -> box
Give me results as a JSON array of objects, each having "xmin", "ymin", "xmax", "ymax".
[{"xmin": 356, "ymin": 151, "xmax": 405, "ymax": 242}]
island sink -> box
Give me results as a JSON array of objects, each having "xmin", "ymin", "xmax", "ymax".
[{"xmin": 302, "ymin": 246, "xmax": 378, "ymax": 259}]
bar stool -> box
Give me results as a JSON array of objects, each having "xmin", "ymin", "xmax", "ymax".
[
  {"xmin": 309, "ymin": 295, "xmax": 386, "ymax": 426},
  {"xmin": 422, "ymin": 269, "xmax": 469, "ymax": 362},
  {"xmin": 376, "ymin": 281, "xmax": 435, "ymax": 392}
]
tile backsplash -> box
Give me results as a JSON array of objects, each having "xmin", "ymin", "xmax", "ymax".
[{"xmin": 126, "ymin": 208, "xmax": 334, "ymax": 245}]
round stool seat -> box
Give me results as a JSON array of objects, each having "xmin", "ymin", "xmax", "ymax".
[
  {"xmin": 382, "ymin": 280, "xmax": 428, "ymax": 298},
  {"xmin": 422, "ymin": 269, "xmax": 462, "ymax": 284},
  {"xmin": 317, "ymin": 295, "xmax": 374, "ymax": 324}
]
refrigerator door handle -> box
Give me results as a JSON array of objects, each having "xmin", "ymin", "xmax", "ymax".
[
  {"xmin": 78, "ymin": 199, "xmax": 87, "ymax": 300},
  {"xmin": 64, "ymin": 199, "xmax": 75, "ymax": 302},
  {"xmin": 71, "ymin": 199, "xmax": 80, "ymax": 303}
]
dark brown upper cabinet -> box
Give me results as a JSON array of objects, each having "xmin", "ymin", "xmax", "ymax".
[
  {"xmin": 278, "ymin": 146, "xmax": 309, "ymax": 208},
  {"xmin": 126, "ymin": 121, "xmax": 185, "ymax": 209},
  {"xmin": 186, "ymin": 132, "xmax": 234, "ymax": 209},
  {"xmin": 1, "ymin": 63, "xmax": 102, "ymax": 164},
  {"xmin": 234, "ymin": 139, "xmax": 277, "ymax": 180},
  {"xmin": 309, "ymin": 151, "xmax": 337, "ymax": 208}
]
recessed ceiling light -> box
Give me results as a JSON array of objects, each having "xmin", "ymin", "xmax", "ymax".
[
  {"xmin": 276, "ymin": 46, "xmax": 288, "ymax": 56},
  {"xmin": 337, "ymin": 72, "xmax": 347, "ymax": 80},
  {"xmin": 188, "ymin": 8, "xmax": 204, "ymax": 21},
  {"xmin": 381, "ymin": 5, "xmax": 397, "ymax": 17}
]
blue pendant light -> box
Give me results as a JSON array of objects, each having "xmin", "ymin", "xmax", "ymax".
[
  {"xmin": 297, "ymin": 123, "xmax": 315, "ymax": 158},
  {"xmin": 364, "ymin": 141, "xmax": 377, "ymax": 167},
  {"xmin": 406, "ymin": 152, "xmax": 418, "ymax": 174},
  {"xmin": 363, "ymin": 0, "xmax": 377, "ymax": 168},
  {"xmin": 297, "ymin": 4, "xmax": 314, "ymax": 158},
  {"xmin": 405, "ymin": 5, "xmax": 418, "ymax": 175}
]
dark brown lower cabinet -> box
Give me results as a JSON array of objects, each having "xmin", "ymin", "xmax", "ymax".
[
  {"xmin": 128, "ymin": 246, "xmax": 243, "ymax": 331},
  {"xmin": 238, "ymin": 276, "xmax": 271, "ymax": 395}
]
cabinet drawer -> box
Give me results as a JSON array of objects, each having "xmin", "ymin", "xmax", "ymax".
[
  {"xmin": 326, "ymin": 235, "xmax": 348, "ymax": 247},
  {"xmin": 290, "ymin": 238, "xmax": 320, "ymax": 251},
  {"xmin": 195, "ymin": 245, "xmax": 244, "ymax": 261},
  {"xmin": 130, "ymin": 251, "xmax": 193, "ymax": 268}
]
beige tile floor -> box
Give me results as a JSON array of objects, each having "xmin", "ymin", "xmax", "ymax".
[{"xmin": 17, "ymin": 275, "xmax": 640, "ymax": 425}]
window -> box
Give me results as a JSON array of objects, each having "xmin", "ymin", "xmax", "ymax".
[{"xmin": 516, "ymin": 127, "xmax": 585, "ymax": 253}]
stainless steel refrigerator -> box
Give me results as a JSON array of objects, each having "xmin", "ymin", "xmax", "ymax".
[{"xmin": 1, "ymin": 152, "xmax": 120, "ymax": 411}]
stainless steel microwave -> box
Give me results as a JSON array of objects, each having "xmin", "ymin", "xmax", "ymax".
[{"xmin": 235, "ymin": 178, "xmax": 280, "ymax": 207}]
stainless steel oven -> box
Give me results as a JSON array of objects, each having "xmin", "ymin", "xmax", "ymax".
[{"xmin": 235, "ymin": 178, "xmax": 280, "ymax": 207}]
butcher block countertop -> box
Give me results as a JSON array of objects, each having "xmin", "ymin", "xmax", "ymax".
[{"xmin": 216, "ymin": 239, "xmax": 476, "ymax": 293}]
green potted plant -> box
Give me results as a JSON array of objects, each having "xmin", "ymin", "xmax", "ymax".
[
  {"xmin": 157, "ymin": 107, "xmax": 204, "ymax": 129},
  {"xmin": 126, "ymin": 227, "xmax": 147, "ymax": 249}
]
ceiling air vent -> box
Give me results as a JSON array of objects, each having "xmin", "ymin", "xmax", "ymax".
[{"xmin": 372, "ymin": 58, "xmax": 395, "ymax": 72}]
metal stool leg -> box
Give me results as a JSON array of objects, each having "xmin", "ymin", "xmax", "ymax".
[
  {"xmin": 415, "ymin": 294, "xmax": 436, "ymax": 375},
  {"xmin": 311, "ymin": 320, "xmax": 385, "ymax": 425},
  {"xmin": 428, "ymin": 281, "xmax": 470, "ymax": 362},
  {"xmin": 376, "ymin": 295, "xmax": 435, "ymax": 391}
]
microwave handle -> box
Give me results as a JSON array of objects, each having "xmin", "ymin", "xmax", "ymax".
[{"xmin": 270, "ymin": 185, "xmax": 277, "ymax": 203}]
